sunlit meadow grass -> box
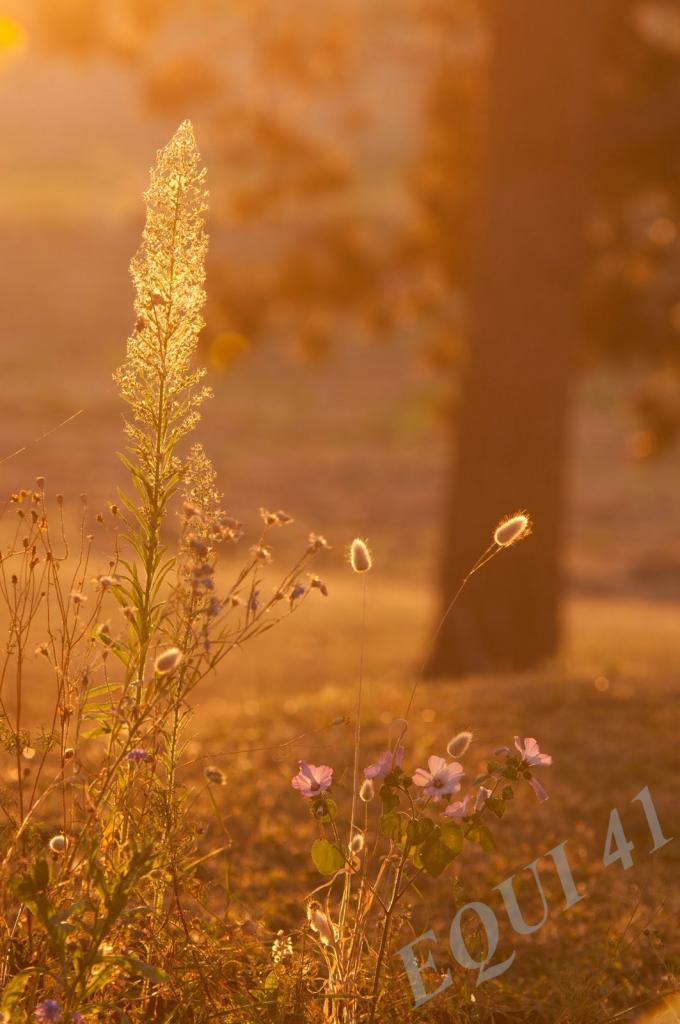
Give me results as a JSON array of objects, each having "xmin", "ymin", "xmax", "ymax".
[{"xmin": 0, "ymin": 124, "xmax": 677, "ymax": 1024}]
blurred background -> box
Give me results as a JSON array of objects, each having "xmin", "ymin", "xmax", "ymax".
[{"xmin": 1, "ymin": 0, "xmax": 680, "ymax": 679}]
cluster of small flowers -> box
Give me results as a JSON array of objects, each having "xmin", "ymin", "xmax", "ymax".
[
  {"xmin": 33, "ymin": 1000, "xmax": 84, "ymax": 1023},
  {"xmin": 291, "ymin": 734, "xmax": 552, "ymax": 815},
  {"xmin": 271, "ymin": 929, "xmax": 294, "ymax": 964}
]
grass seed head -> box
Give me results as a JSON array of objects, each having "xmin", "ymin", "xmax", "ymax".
[
  {"xmin": 349, "ymin": 538, "xmax": 372, "ymax": 573},
  {"xmin": 359, "ymin": 778, "xmax": 375, "ymax": 802},
  {"xmin": 493, "ymin": 511, "xmax": 532, "ymax": 548},
  {"xmin": 48, "ymin": 834, "xmax": 69, "ymax": 854},
  {"xmin": 446, "ymin": 731, "xmax": 473, "ymax": 758},
  {"xmin": 154, "ymin": 646, "xmax": 183, "ymax": 676}
]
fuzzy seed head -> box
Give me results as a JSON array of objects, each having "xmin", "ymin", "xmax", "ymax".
[
  {"xmin": 446, "ymin": 731, "xmax": 473, "ymax": 758},
  {"xmin": 493, "ymin": 512, "xmax": 532, "ymax": 548},
  {"xmin": 349, "ymin": 538, "xmax": 372, "ymax": 573},
  {"xmin": 49, "ymin": 833, "xmax": 69, "ymax": 854},
  {"xmin": 359, "ymin": 778, "xmax": 375, "ymax": 802},
  {"xmin": 204, "ymin": 765, "xmax": 226, "ymax": 785},
  {"xmin": 349, "ymin": 832, "xmax": 365, "ymax": 854},
  {"xmin": 154, "ymin": 646, "xmax": 183, "ymax": 676}
]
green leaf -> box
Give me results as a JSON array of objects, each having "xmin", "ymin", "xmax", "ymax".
[
  {"xmin": 379, "ymin": 785, "xmax": 400, "ymax": 814},
  {"xmin": 380, "ymin": 811, "xmax": 403, "ymax": 842},
  {"xmin": 310, "ymin": 798, "xmax": 337, "ymax": 824},
  {"xmin": 420, "ymin": 832, "xmax": 457, "ymax": 878},
  {"xmin": 406, "ymin": 817, "xmax": 435, "ymax": 847},
  {"xmin": 311, "ymin": 838, "xmax": 345, "ymax": 876},
  {"xmin": 469, "ymin": 825, "xmax": 496, "ymax": 852},
  {"xmin": 440, "ymin": 822, "xmax": 464, "ymax": 854},
  {"xmin": 486, "ymin": 798, "xmax": 506, "ymax": 819}
]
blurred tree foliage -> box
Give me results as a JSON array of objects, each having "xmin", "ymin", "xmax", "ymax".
[{"xmin": 26, "ymin": 0, "xmax": 680, "ymax": 671}]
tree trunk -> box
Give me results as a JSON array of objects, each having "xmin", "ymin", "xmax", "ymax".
[{"xmin": 425, "ymin": 1, "xmax": 609, "ymax": 677}]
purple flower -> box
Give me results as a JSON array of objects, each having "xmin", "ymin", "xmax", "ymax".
[
  {"xmin": 249, "ymin": 589, "xmax": 260, "ymax": 613},
  {"xmin": 412, "ymin": 755, "xmax": 464, "ymax": 800},
  {"xmin": 290, "ymin": 583, "xmax": 306, "ymax": 601},
  {"xmin": 126, "ymin": 748, "xmax": 148, "ymax": 763},
  {"xmin": 35, "ymin": 1001, "xmax": 60, "ymax": 1023},
  {"xmin": 529, "ymin": 777, "xmax": 549, "ymax": 802},
  {"xmin": 442, "ymin": 792, "xmax": 475, "ymax": 820},
  {"xmin": 291, "ymin": 761, "xmax": 333, "ymax": 798},
  {"xmin": 514, "ymin": 737, "xmax": 552, "ymax": 767},
  {"xmin": 364, "ymin": 745, "xmax": 404, "ymax": 781}
]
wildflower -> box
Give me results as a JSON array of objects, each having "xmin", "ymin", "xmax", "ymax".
[
  {"xmin": 364, "ymin": 745, "xmax": 404, "ymax": 780},
  {"xmin": 95, "ymin": 574, "xmax": 119, "ymax": 590},
  {"xmin": 529, "ymin": 777, "xmax": 549, "ymax": 802},
  {"xmin": 446, "ymin": 731, "xmax": 473, "ymax": 758},
  {"xmin": 514, "ymin": 737, "xmax": 552, "ymax": 767},
  {"xmin": 70, "ymin": 591, "xmax": 87, "ymax": 606},
  {"xmin": 475, "ymin": 786, "xmax": 492, "ymax": 812},
  {"xmin": 34, "ymin": 1001, "xmax": 60, "ymax": 1023},
  {"xmin": 359, "ymin": 778, "xmax": 375, "ymax": 802},
  {"xmin": 154, "ymin": 647, "xmax": 183, "ymax": 675},
  {"xmin": 310, "ymin": 575, "xmax": 328, "ymax": 597},
  {"xmin": 290, "ymin": 582, "xmax": 305, "ymax": 601},
  {"xmin": 251, "ymin": 543, "xmax": 272, "ymax": 563},
  {"xmin": 189, "ymin": 537, "xmax": 209, "ymax": 558},
  {"xmin": 442, "ymin": 793, "xmax": 475, "ymax": 820},
  {"xmin": 204, "ymin": 765, "xmax": 226, "ymax": 785},
  {"xmin": 275, "ymin": 509, "xmax": 293, "ymax": 525},
  {"xmin": 249, "ymin": 589, "xmax": 260, "ymax": 613},
  {"xmin": 207, "ymin": 596, "xmax": 221, "ymax": 617},
  {"xmin": 412, "ymin": 755, "xmax": 464, "ymax": 800},
  {"xmin": 307, "ymin": 532, "xmax": 330, "ymax": 553},
  {"xmin": 191, "ymin": 563, "xmax": 214, "ymax": 589},
  {"xmin": 126, "ymin": 748, "xmax": 148, "ymax": 763},
  {"xmin": 349, "ymin": 538, "xmax": 372, "ymax": 573},
  {"xmin": 307, "ymin": 902, "xmax": 336, "ymax": 946},
  {"xmin": 493, "ymin": 512, "xmax": 532, "ymax": 548},
  {"xmin": 291, "ymin": 761, "xmax": 333, "ymax": 798},
  {"xmin": 63, "ymin": 747, "xmax": 75, "ymax": 760},
  {"xmin": 260, "ymin": 508, "xmax": 278, "ymax": 526},
  {"xmin": 48, "ymin": 834, "xmax": 69, "ymax": 854}
]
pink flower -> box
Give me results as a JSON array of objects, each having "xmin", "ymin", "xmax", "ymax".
[
  {"xmin": 364, "ymin": 746, "xmax": 404, "ymax": 780},
  {"xmin": 529, "ymin": 777, "xmax": 549, "ymax": 802},
  {"xmin": 412, "ymin": 755, "xmax": 464, "ymax": 800},
  {"xmin": 291, "ymin": 761, "xmax": 333, "ymax": 798},
  {"xmin": 514, "ymin": 737, "xmax": 552, "ymax": 767},
  {"xmin": 442, "ymin": 792, "xmax": 475, "ymax": 820}
]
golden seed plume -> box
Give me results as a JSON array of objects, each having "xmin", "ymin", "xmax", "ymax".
[
  {"xmin": 349, "ymin": 538, "xmax": 372, "ymax": 573},
  {"xmin": 493, "ymin": 511, "xmax": 532, "ymax": 548}
]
